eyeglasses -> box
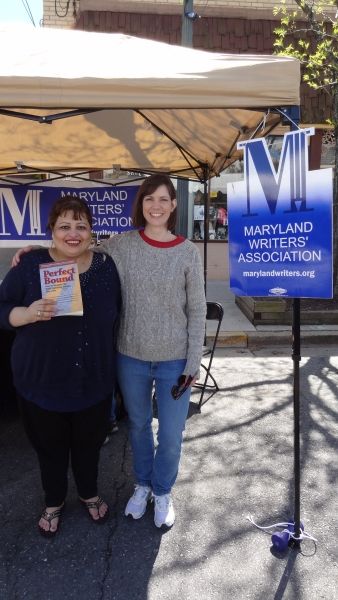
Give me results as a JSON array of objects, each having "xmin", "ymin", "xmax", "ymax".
[{"xmin": 171, "ymin": 375, "xmax": 194, "ymax": 401}]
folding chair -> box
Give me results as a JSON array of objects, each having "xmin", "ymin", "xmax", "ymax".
[{"xmin": 194, "ymin": 301, "xmax": 224, "ymax": 411}]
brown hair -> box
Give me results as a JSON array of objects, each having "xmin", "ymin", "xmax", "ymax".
[
  {"xmin": 132, "ymin": 174, "xmax": 177, "ymax": 231},
  {"xmin": 47, "ymin": 196, "xmax": 92, "ymax": 231}
]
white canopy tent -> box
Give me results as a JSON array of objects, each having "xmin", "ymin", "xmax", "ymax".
[{"xmin": 0, "ymin": 24, "xmax": 300, "ymax": 182}]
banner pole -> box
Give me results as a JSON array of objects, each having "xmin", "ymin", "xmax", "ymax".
[
  {"xmin": 291, "ymin": 297, "xmax": 301, "ymax": 547},
  {"xmin": 289, "ymin": 107, "xmax": 302, "ymax": 547}
]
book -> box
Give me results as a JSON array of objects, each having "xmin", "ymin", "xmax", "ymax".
[{"xmin": 39, "ymin": 260, "xmax": 83, "ymax": 316}]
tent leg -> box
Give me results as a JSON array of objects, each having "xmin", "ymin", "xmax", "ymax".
[
  {"xmin": 203, "ymin": 177, "xmax": 208, "ymax": 295},
  {"xmin": 203, "ymin": 171, "xmax": 210, "ymax": 346},
  {"xmin": 203, "ymin": 167, "xmax": 210, "ymax": 297}
]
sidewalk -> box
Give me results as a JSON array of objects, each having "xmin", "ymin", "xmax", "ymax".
[
  {"xmin": 206, "ymin": 280, "xmax": 338, "ymax": 349},
  {"xmin": 1, "ymin": 346, "xmax": 337, "ymax": 600}
]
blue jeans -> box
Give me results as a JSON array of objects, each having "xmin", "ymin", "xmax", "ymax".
[{"xmin": 117, "ymin": 353, "xmax": 190, "ymax": 496}]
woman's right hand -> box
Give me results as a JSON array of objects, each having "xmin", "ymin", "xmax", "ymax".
[
  {"xmin": 9, "ymin": 298, "xmax": 57, "ymax": 328},
  {"xmin": 11, "ymin": 246, "xmax": 35, "ymax": 267},
  {"xmin": 26, "ymin": 298, "xmax": 57, "ymax": 323}
]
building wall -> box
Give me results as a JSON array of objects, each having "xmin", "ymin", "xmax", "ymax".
[
  {"xmin": 72, "ymin": 9, "xmax": 331, "ymax": 124},
  {"xmin": 195, "ymin": 242, "xmax": 229, "ymax": 281},
  {"xmin": 43, "ymin": 0, "xmax": 80, "ymax": 28},
  {"xmin": 43, "ymin": 1, "xmax": 336, "ymax": 30},
  {"xmin": 78, "ymin": 1, "xmax": 336, "ymax": 20}
]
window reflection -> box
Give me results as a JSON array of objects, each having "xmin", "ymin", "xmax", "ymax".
[{"xmin": 192, "ymin": 190, "xmax": 228, "ymax": 240}]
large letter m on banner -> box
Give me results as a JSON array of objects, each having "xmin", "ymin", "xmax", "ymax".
[
  {"xmin": 238, "ymin": 128, "xmax": 315, "ymax": 217},
  {"xmin": 0, "ymin": 188, "xmax": 45, "ymax": 237}
]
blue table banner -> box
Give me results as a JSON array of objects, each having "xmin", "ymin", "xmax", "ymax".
[{"xmin": 0, "ymin": 184, "xmax": 139, "ymax": 245}]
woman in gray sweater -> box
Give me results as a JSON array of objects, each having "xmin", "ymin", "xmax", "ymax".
[{"xmin": 104, "ymin": 174, "xmax": 206, "ymax": 529}]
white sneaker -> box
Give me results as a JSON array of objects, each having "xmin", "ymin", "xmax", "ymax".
[
  {"xmin": 125, "ymin": 485, "xmax": 152, "ymax": 519},
  {"xmin": 154, "ymin": 493, "xmax": 175, "ymax": 528}
]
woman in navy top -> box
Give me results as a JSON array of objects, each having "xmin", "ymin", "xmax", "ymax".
[{"xmin": 0, "ymin": 196, "xmax": 120, "ymax": 537}]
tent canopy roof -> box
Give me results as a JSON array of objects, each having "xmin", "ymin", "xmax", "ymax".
[{"xmin": 0, "ymin": 25, "xmax": 300, "ymax": 181}]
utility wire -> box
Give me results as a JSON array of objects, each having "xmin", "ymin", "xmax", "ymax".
[
  {"xmin": 21, "ymin": 0, "xmax": 35, "ymax": 26},
  {"xmin": 55, "ymin": 1, "xmax": 71, "ymax": 18}
]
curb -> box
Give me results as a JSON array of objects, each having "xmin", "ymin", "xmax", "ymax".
[
  {"xmin": 210, "ymin": 330, "xmax": 338, "ymax": 349},
  {"xmin": 212, "ymin": 332, "xmax": 247, "ymax": 348}
]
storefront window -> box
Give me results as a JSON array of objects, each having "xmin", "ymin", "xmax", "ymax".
[
  {"xmin": 192, "ymin": 190, "xmax": 228, "ymax": 240},
  {"xmin": 189, "ymin": 160, "xmax": 243, "ymax": 242}
]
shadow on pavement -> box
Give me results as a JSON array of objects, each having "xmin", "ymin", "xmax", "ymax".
[
  {"xmin": 1, "ymin": 350, "xmax": 337, "ymax": 599},
  {"xmin": 0, "ymin": 417, "xmax": 162, "ymax": 600}
]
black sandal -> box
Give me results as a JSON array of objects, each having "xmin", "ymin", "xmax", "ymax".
[
  {"xmin": 38, "ymin": 503, "xmax": 64, "ymax": 538},
  {"xmin": 80, "ymin": 496, "xmax": 109, "ymax": 524}
]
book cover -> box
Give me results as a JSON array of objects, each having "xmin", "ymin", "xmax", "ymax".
[{"xmin": 39, "ymin": 260, "xmax": 83, "ymax": 317}]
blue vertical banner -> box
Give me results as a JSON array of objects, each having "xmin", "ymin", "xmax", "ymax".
[
  {"xmin": 228, "ymin": 128, "xmax": 333, "ymax": 298},
  {"xmin": 0, "ymin": 184, "xmax": 139, "ymax": 245}
]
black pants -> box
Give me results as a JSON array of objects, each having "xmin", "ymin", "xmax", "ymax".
[{"xmin": 19, "ymin": 396, "xmax": 111, "ymax": 506}]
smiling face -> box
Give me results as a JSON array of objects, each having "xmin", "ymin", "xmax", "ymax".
[
  {"xmin": 51, "ymin": 210, "xmax": 92, "ymax": 260},
  {"xmin": 142, "ymin": 184, "xmax": 177, "ymax": 229}
]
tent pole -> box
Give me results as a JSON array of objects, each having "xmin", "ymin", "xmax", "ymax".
[
  {"xmin": 176, "ymin": 0, "xmax": 195, "ymax": 237},
  {"xmin": 203, "ymin": 166, "xmax": 210, "ymax": 297}
]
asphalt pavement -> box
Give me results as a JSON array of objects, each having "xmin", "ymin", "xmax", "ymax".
[{"xmin": 1, "ymin": 344, "xmax": 337, "ymax": 600}]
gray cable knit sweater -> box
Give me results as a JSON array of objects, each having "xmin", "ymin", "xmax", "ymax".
[{"xmin": 102, "ymin": 230, "xmax": 206, "ymax": 376}]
